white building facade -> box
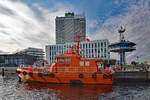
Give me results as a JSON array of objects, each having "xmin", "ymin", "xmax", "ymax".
[{"xmin": 46, "ymin": 40, "xmax": 110, "ymax": 64}]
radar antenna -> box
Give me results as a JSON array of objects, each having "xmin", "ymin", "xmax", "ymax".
[{"xmin": 118, "ymin": 26, "xmax": 126, "ymax": 42}]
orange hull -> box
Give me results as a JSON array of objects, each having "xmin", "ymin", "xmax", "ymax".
[{"xmin": 17, "ymin": 68, "xmax": 113, "ymax": 85}]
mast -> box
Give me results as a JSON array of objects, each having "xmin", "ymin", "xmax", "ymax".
[{"xmin": 75, "ymin": 32, "xmax": 86, "ymax": 56}]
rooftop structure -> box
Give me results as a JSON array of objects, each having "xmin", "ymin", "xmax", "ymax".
[{"xmin": 109, "ymin": 26, "xmax": 136, "ymax": 65}]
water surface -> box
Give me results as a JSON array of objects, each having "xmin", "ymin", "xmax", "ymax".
[{"xmin": 0, "ymin": 75, "xmax": 150, "ymax": 100}]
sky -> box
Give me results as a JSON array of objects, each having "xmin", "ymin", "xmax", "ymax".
[{"xmin": 0, "ymin": 0, "xmax": 149, "ymax": 63}]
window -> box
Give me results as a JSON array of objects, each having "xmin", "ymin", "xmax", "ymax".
[
  {"xmin": 95, "ymin": 43, "xmax": 97, "ymax": 48},
  {"xmin": 85, "ymin": 61, "xmax": 90, "ymax": 66},
  {"xmin": 104, "ymin": 48, "xmax": 107, "ymax": 53},
  {"xmin": 104, "ymin": 42, "xmax": 106, "ymax": 47},
  {"xmin": 92, "ymin": 44, "xmax": 94, "ymax": 48},
  {"xmin": 80, "ymin": 61, "xmax": 84, "ymax": 66},
  {"xmin": 101, "ymin": 42, "xmax": 103, "ymax": 46},
  {"xmin": 80, "ymin": 44, "xmax": 82, "ymax": 48},
  {"xmin": 83, "ymin": 44, "xmax": 85, "ymax": 48},
  {"xmin": 86, "ymin": 43, "xmax": 88, "ymax": 48},
  {"xmin": 65, "ymin": 58, "xmax": 71, "ymax": 63},
  {"xmin": 101, "ymin": 48, "xmax": 103, "ymax": 52},
  {"xmin": 5, "ymin": 59, "xmax": 8, "ymax": 64},
  {"xmin": 57, "ymin": 57, "xmax": 64, "ymax": 63},
  {"xmin": 98, "ymin": 54, "xmax": 100, "ymax": 58},
  {"xmin": 86, "ymin": 49, "xmax": 88, "ymax": 54},
  {"xmin": 95, "ymin": 49, "xmax": 97, "ymax": 52},
  {"xmin": 98, "ymin": 42, "xmax": 100, "ymax": 47},
  {"xmin": 98, "ymin": 49, "xmax": 100, "ymax": 53},
  {"xmin": 104, "ymin": 54, "xmax": 106, "ymax": 58}
]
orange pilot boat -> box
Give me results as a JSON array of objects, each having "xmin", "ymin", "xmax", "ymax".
[{"xmin": 16, "ymin": 33, "xmax": 113, "ymax": 85}]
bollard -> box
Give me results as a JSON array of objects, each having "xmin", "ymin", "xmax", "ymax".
[
  {"xmin": 18, "ymin": 76, "xmax": 21, "ymax": 82},
  {"xmin": 2, "ymin": 68, "xmax": 4, "ymax": 76}
]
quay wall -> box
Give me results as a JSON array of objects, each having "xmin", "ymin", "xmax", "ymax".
[
  {"xmin": 114, "ymin": 71, "xmax": 150, "ymax": 82},
  {"xmin": 0, "ymin": 67, "xmax": 17, "ymax": 75}
]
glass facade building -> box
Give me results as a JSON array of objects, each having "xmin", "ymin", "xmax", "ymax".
[{"xmin": 0, "ymin": 54, "xmax": 37, "ymax": 67}]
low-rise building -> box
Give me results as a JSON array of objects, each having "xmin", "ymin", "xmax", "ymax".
[
  {"xmin": 15, "ymin": 47, "xmax": 44, "ymax": 60},
  {"xmin": 46, "ymin": 39, "xmax": 110, "ymax": 64},
  {"xmin": 0, "ymin": 54, "xmax": 37, "ymax": 67}
]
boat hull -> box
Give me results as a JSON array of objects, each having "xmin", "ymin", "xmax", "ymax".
[{"xmin": 17, "ymin": 68, "xmax": 113, "ymax": 85}]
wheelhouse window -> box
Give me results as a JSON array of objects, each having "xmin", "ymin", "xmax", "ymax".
[
  {"xmin": 85, "ymin": 61, "xmax": 90, "ymax": 66},
  {"xmin": 57, "ymin": 57, "xmax": 64, "ymax": 63},
  {"xmin": 80, "ymin": 61, "xmax": 84, "ymax": 66},
  {"xmin": 65, "ymin": 58, "xmax": 71, "ymax": 63}
]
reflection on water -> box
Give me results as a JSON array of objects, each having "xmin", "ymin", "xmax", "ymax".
[
  {"xmin": 1, "ymin": 75, "xmax": 150, "ymax": 100},
  {"xmin": 0, "ymin": 75, "xmax": 113, "ymax": 100},
  {"xmin": 22, "ymin": 83, "xmax": 113, "ymax": 100}
]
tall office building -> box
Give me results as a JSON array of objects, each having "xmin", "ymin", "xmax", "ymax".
[{"xmin": 56, "ymin": 12, "xmax": 86, "ymax": 44}]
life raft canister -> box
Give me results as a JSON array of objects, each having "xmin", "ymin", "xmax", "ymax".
[
  {"xmin": 103, "ymin": 67, "xmax": 113, "ymax": 79},
  {"xmin": 103, "ymin": 74, "xmax": 113, "ymax": 79},
  {"xmin": 103, "ymin": 74, "xmax": 108, "ymax": 79},
  {"xmin": 108, "ymin": 74, "xmax": 113, "ymax": 79}
]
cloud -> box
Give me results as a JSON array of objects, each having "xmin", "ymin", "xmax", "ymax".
[
  {"xmin": 0, "ymin": 0, "xmax": 71, "ymax": 53},
  {"xmin": 92, "ymin": 0, "xmax": 150, "ymax": 63},
  {"xmin": 86, "ymin": 19, "xmax": 99, "ymax": 35},
  {"xmin": 0, "ymin": 50, "xmax": 9, "ymax": 54},
  {"xmin": 0, "ymin": 0, "xmax": 149, "ymax": 63}
]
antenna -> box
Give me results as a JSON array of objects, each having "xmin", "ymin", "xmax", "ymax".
[{"xmin": 118, "ymin": 26, "xmax": 126, "ymax": 42}]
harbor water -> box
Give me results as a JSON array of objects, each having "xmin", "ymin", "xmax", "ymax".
[{"xmin": 0, "ymin": 75, "xmax": 150, "ymax": 100}]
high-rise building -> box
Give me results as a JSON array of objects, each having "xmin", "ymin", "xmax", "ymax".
[{"xmin": 56, "ymin": 12, "xmax": 86, "ymax": 44}]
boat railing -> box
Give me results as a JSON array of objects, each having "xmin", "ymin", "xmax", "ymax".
[
  {"xmin": 19, "ymin": 64, "xmax": 30, "ymax": 68},
  {"xmin": 19, "ymin": 64, "xmax": 50, "ymax": 72},
  {"xmin": 32, "ymin": 65, "xmax": 50, "ymax": 72},
  {"xmin": 54, "ymin": 66, "xmax": 98, "ymax": 73}
]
